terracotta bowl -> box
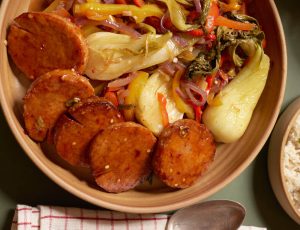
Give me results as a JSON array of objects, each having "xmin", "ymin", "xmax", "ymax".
[
  {"xmin": 268, "ymin": 97, "xmax": 300, "ymax": 224},
  {"xmin": 0, "ymin": 0, "xmax": 286, "ymax": 213}
]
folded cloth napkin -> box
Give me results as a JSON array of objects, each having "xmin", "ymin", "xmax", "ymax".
[{"xmin": 11, "ymin": 205, "xmax": 267, "ymax": 230}]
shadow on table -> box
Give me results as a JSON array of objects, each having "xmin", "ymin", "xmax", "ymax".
[
  {"xmin": 253, "ymin": 142, "xmax": 300, "ymax": 230},
  {"xmin": 274, "ymin": 0, "xmax": 300, "ymax": 109},
  {"xmin": 0, "ymin": 110, "xmax": 96, "ymax": 229}
]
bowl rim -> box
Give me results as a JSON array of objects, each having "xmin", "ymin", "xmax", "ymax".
[
  {"xmin": 279, "ymin": 98, "xmax": 300, "ymax": 219},
  {"xmin": 0, "ymin": 0, "xmax": 288, "ymax": 213}
]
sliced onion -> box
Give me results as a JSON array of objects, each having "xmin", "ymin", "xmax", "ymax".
[
  {"xmin": 99, "ymin": 20, "xmax": 141, "ymax": 39},
  {"xmin": 174, "ymin": 61, "xmax": 186, "ymax": 72},
  {"xmin": 117, "ymin": 89, "xmax": 130, "ymax": 105},
  {"xmin": 193, "ymin": 0, "xmax": 202, "ymax": 13},
  {"xmin": 108, "ymin": 73, "xmax": 137, "ymax": 88},
  {"xmin": 158, "ymin": 61, "xmax": 176, "ymax": 76},
  {"xmin": 183, "ymin": 81, "xmax": 207, "ymax": 106},
  {"xmin": 160, "ymin": 12, "xmax": 170, "ymax": 33},
  {"xmin": 103, "ymin": 0, "xmax": 115, "ymax": 3},
  {"xmin": 172, "ymin": 35, "xmax": 189, "ymax": 47},
  {"xmin": 175, "ymin": 87, "xmax": 188, "ymax": 100},
  {"xmin": 64, "ymin": 0, "xmax": 75, "ymax": 11}
]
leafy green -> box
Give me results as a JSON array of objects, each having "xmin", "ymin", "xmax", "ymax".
[
  {"xmin": 85, "ymin": 32, "xmax": 186, "ymax": 80},
  {"xmin": 199, "ymin": 0, "xmax": 211, "ymax": 28},
  {"xmin": 186, "ymin": 13, "xmax": 265, "ymax": 78}
]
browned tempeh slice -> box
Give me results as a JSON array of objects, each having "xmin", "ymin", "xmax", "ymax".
[
  {"xmin": 7, "ymin": 12, "xmax": 88, "ymax": 80},
  {"xmin": 54, "ymin": 96, "xmax": 124, "ymax": 167},
  {"xmin": 23, "ymin": 69, "xmax": 94, "ymax": 142},
  {"xmin": 90, "ymin": 122, "xmax": 156, "ymax": 193},
  {"xmin": 152, "ymin": 119, "xmax": 216, "ymax": 189}
]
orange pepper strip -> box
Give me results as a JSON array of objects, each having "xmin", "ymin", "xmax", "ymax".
[
  {"xmin": 157, "ymin": 93, "xmax": 169, "ymax": 127},
  {"xmin": 214, "ymin": 16, "xmax": 255, "ymax": 31},
  {"xmin": 104, "ymin": 91, "xmax": 119, "ymax": 107}
]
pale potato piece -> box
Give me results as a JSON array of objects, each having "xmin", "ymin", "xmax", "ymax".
[{"xmin": 135, "ymin": 72, "xmax": 183, "ymax": 136}]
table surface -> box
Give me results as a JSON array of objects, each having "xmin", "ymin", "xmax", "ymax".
[{"xmin": 1, "ymin": 1, "xmax": 300, "ymax": 229}]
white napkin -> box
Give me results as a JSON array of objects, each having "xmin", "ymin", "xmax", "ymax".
[{"xmin": 11, "ymin": 205, "xmax": 267, "ymax": 230}]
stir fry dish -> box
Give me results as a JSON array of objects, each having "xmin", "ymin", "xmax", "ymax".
[{"xmin": 6, "ymin": 0, "xmax": 270, "ymax": 192}]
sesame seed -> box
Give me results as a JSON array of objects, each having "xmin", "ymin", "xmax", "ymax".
[
  {"xmin": 147, "ymin": 149, "xmax": 151, "ymax": 153},
  {"xmin": 182, "ymin": 178, "xmax": 186, "ymax": 182},
  {"xmin": 188, "ymin": 46, "xmax": 193, "ymax": 52},
  {"xmin": 173, "ymin": 57, "xmax": 178, "ymax": 63},
  {"xmin": 3, "ymin": 40, "xmax": 7, "ymax": 46},
  {"xmin": 105, "ymin": 165, "xmax": 110, "ymax": 169},
  {"xmin": 28, "ymin": 14, "xmax": 33, "ymax": 19},
  {"xmin": 72, "ymin": 142, "xmax": 77, "ymax": 146},
  {"xmin": 169, "ymin": 168, "xmax": 173, "ymax": 173},
  {"xmin": 117, "ymin": 114, "xmax": 121, "ymax": 118},
  {"xmin": 110, "ymin": 119, "xmax": 114, "ymax": 124},
  {"xmin": 174, "ymin": 184, "xmax": 178, "ymax": 187},
  {"xmin": 117, "ymin": 178, "xmax": 121, "ymax": 183},
  {"xmin": 124, "ymin": 138, "xmax": 127, "ymax": 141}
]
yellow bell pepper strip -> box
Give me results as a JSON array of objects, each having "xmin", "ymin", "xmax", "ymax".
[
  {"xmin": 172, "ymin": 69, "xmax": 195, "ymax": 119},
  {"xmin": 73, "ymin": 3, "xmax": 164, "ymax": 23},
  {"xmin": 214, "ymin": 16, "xmax": 256, "ymax": 31},
  {"xmin": 187, "ymin": 1, "xmax": 219, "ymax": 36},
  {"xmin": 219, "ymin": 0, "xmax": 241, "ymax": 12},
  {"xmin": 157, "ymin": 92, "xmax": 169, "ymax": 127},
  {"xmin": 124, "ymin": 71, "xmax": 149, "ymax": 121}
]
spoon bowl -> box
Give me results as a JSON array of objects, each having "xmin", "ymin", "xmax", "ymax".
[{"xmin": 167, "ymin": 200, "xmax": 246, "ymax": 230}]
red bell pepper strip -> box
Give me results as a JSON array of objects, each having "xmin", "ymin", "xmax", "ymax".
[
  {"xmin": 133, "ymin": 0, "xmax": 144, "ymax": 7},
  {"xmin": 193, "ymin": 105, "xmax": 202, "ymax": 123},
  {"xmin": 116, "ymin": 0, "xmax": 128, "ymax": 4},
  {"xmin": 187, "ymin": 1, "xmax": 219, "ymax": 37},
  {"xmin": 104, "ymin": 91, "xmax": 119, "ymax": 107},
  {"xmin": 157, "ymin": 93, "xmax": 169, "ymax": 127}
]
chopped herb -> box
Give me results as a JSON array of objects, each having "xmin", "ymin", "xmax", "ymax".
[
  {"xmin": 179, "ymin": 125, "xmax": 189, "ymax": 137},
  {"xmin": 118, "ymin": 104, "xmax": 136, "ymax": 110},
  {"xmin": 65, "ymin": 97, "xmax": 80, "ymax": 107},
  {"xmin": 35, "ymin": 116, "xmax": 45, "ymax": 130}
]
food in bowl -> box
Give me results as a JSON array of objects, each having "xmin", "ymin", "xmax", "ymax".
[
  {"xmin": 284, "ymin": 114, "xmax": 300, "ymax": 211},
  {"xmin": 6, "ymin": 0, "xmax": 270, "ymax": 193}
]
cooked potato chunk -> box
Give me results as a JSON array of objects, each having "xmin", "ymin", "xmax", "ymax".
[{"xmin": 135, "ymin": 72, "xmax": 183, "ymax": 136}]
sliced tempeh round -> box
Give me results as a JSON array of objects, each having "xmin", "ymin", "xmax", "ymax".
[
  {"xmin": 54, "ymin": 96, "xmax": 124, "ymax": 167},
  {"xmin": 23, "ymin": 69, "xmax": 94, "ymax": 142},
  {"xmin": 152, "ymin": 119, "xmax": 216, "ymax": 189},
  {"xmin": 90, "ymin": 122, "xmax": 157, "ymax": 193},
  {"xmin": 7, "ymin": 12, "xmax": 88, "ymax": 80}
]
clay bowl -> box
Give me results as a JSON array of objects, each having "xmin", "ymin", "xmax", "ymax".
[
  {"xmin": 268, "ymin": 97, "xmax": 300, "ymax": 224},
  {"xmin": 0, "ymin": 0, "xmax": 287, "ymax": 213}
]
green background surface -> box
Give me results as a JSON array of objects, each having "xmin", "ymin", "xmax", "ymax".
[{"xmin": 0, "ymin": 1, "xmax": 300, "ymax": 229}]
